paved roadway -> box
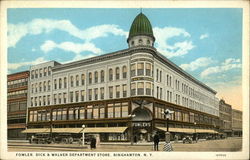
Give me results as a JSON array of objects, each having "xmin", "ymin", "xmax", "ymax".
[{"xmin": 8, "ymin": 137, "xmax": 242, "ymax": 152}]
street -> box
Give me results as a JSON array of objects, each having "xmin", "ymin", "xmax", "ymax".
[{"xmin": 8, "ymin": 137, "xmax": 242, "ymax": 152}]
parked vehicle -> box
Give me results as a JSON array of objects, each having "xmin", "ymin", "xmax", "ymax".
[
  {"xmin": 182, "ymin": 136, "xmax": 192, "ymax": 144},
  {"xmin": 30, "ymin": 133, "xmax": 52, "ymax": 144},
  {"xmin": 52, "ymin": 134, "xmax": 74, "ymax": 144}
]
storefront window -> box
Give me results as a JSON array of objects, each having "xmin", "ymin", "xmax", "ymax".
[
  {"xmin": 122, "ymin": 102, "xmax": 128, "ymax": 117},
  {"xmin": 93, "ymin": 105, "xmax": 99, "ymax": 119},
  {"xmin": 100, "ymin": 105, "xmax": 105, "ymax": 118},
  {"xmin": 68, "ymin": 108, "xmax": 74, "ymax": 120},
  {"xmin": 46, "ymin": 111, "xmax": 50, "ymax": 121},
  {"xmin": 33, "ymin": 111, "xmax": 37, "ymax": 122},
  {"xmin": 37, "ymin": 111, "xmax": 41, "ymax": 121},
  {"xmin": 57, "ymin": 109, "xmax": 62, "ymax": 120},
  {"xmin": 114, "ymin": 103, "xmax": 121, "ymax": 118},
  {"xmin": 190, "ymin": 112, "xmax": 195, "ymax": 123},
  {"xmin": 108, "ymin": 103, "xmax": 114, "ymax": 118},
  {"xmin": 52, "ymin": 109, "xmax": 56, "ymax": 121},
  {"xmin": 62, "ymin": 108, "xmax": 67, "ymax": 120},
  {"xmin": 79, "ymin": 107, "xmax": 85, "ymax": 119},
  {"xmin": 29, "ymin": 111, "xmax": 34, "ymax": 122},
  {"xmin": 87, "ymin": 105, "xmax": 93, "ymax": 119}
]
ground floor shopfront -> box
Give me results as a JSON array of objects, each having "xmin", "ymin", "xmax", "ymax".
[{"xmin": 24, "ymin": 97, "xmax": 220, "ymax": 142}]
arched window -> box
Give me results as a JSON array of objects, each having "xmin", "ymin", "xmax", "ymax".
[
  {"xmin": 70, "ymin": 76, "xmax": 74, "ymax": 87},
  {"xmin": 59, "ymin": 78, "xmax": 62, "ymax": 89},
  {"xmin": 109, "ymin": 69, "xmax": 113, "ymax": 81},
  {"xmin": 81, "ymin": 74, "xmax": 85, "ymax": 85},
  {"xmin": 48, "ymin": 67, "xmax": 52, "ymax": 75},
  {"xmin": 122, "ymin": 66, "xmax": 127, "ymax": 78},
  {"xmin": 43, "ymin": 81, "xmax": 46, "ymax": 92},
  {"xmin": 101, "ymin": 70, "xmax": 104, "ymax": 82},
  {"xmin": 48, "ymin": 81, "xmax": 51, "ymax": 91},
  {"xmin": 94, "ymin": 71, "xmax": 98, "ymax": 83},
  {"xmin": 54, "ymin": 79, "xmax": 57, "ymax": 90},
  {"xmin": 138, "ymin": 39, "xmax": 143, "ymax": 44},
  {"xmin": 39, "ymin": 82, "xmax": 42, "ymax": 92},
  {"xmin": 64, "ymin": 77, "xmax": 67, "ymax": 88},
  {"xmin": 115, "ymin": 67, "xmax": 120, "ymax": 80},
  {"xmin": 76, "ymin": 75, "xmax": 79, "ymax": 86},
  {"xmin": 89, "ymin": 72, "xmax": 92, "ymax": 84}
]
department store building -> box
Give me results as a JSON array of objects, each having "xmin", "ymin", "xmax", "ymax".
[{"xmin": 24, "ymin": 13, "xmax": 220, "ymax": 142}]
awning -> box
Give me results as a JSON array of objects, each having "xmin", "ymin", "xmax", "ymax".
[
  {"xmin": 156, "ymin": 127, "xmax": 194, "ymax": 133},
  {"xmin": 82, "ymin": 127, "xmax": 128, "ymax": 133},
  {"xmin": 52, "ymin": 128, "xmax": 83, "ymax": 133},
  {"xmin": 21, "ymin": 128, "xmax": 50, "ymax": 133},
  {"xmin": 196, "ymin": 129, "xmax": 218, "ymax": 134}
]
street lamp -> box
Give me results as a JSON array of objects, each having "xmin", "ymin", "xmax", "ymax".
[
  {"xmin": 194, "ymin": 122, "xmax": 197, "ymax": 142},
  {"xmin": 162, "ymin": 109, "xmax": 174, "ymax": 143},
  {"xmin": 128, "ymin": 114, "xmax": 136, "ymax": 145},
  {"xmin": 82, "ymin": 124, "xmax": 85, "ymax": 146}
]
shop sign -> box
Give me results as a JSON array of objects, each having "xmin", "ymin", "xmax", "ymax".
[{"xmin": 133, "ymin": 122, "xmax": 151, "ymax": 127}]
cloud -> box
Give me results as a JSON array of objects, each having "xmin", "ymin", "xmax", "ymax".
[
  {"xmin": 200, "ymin": 58, "xmax": 241, "ymax": 78},
  {"xmin": 8, "ymin": 57, "xmax": 46, "ymax": 70},
  {"xmin": 40, "ymin": 40, "xmax": 103, "ymax": 55},
  {"xmin": 8, "ymin": 18, "xmax": 128, "ymax": 47},
  {"xmin": 180, "ymin": 57, "xmax": 214, "ymax": 71},
  {"xmin": 200, "ymin": 33, "xmax": 209, "ymax": 40},
  {"xmin": 153, "ymin": 27, "xmax": 195, "ymax": 58}
]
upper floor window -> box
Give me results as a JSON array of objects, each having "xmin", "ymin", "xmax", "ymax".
[
  {"xmin": 101, "ymin": 70, "xmax": 104, "ymax": 82},
  {"xmin": 146, "ymin": 82, "xmax": 151, "ymax": 95},
  {"xmin": 44, "ymin": 67, "xmax": 47, "ymax": 76},
  {"xmin": 116, "ymin": 67, "xmax": 120, "ymax": 80},
  {"xmin": 131, "ymin": 83, "xmax": 136, "ymax": 96},
  {"xmin": 54, "ymin": 79, "xmax": 57, "ymax": 89},
  {"xmin": 48, "ymin": 67, "xmax": 52, "ymax": 76},
  {"xmin": 94, "ymin": 71, "xmax": 98, "ymax": 83},
  {"xmin": 138, "ymin": 39, "xmax": 143, "ymax": 44},
  {"xmin": 109, "ymin": 86, "xmax": 113, "ymax": 99},
  {"xmin": 43, "ymin": 81, "xmax": 46, "ymax": 92},
  {"xmin": 39, "ymin": 69, "xmax": 43, "ymax": 77},
  {"xmin": 76, "ymin": 75, "xmax": 79, "ymax": 86},
  {"xmin": 35, "ymin": 70, "xmax": 38, "ymax": 78},
  {"xmin": 116, "ymin": 85, "xmax": 120, "ymax": 98},
  {"xmin": 89, "ymin": 72, "xmax": 92, "ymax": 84},
  {"xmin": 48, "ymin": 81, "xmax": 51, "ymax": 91},
  {"xmin": 59, "ymin": 78, "xmax": 62, "ymax": 89},
  {"xmin": 137, "ymin": 63, "xmax": 144, "ymax": 76},
  {"xmin": 109, "ymin": 69, "xmax": 113, "ymax": 81},
  {"xmin": 81, "ymin": 74, "xmax": 85, "ymax": 85},
  {"xmin": 131, "ymin": 64, "xmax": 136, "ymax": 77},
  {"xmin": 70, "ymin": 76, "xmax": 74, "ymax": 87},
  {"xmin": 146, "ymin": 63, "xmax": 151, "ymax": 76},
  {"xmin": 88, "ymin": 89, "xmax": 92, "ymax": 101},
  {"xmin": 122, "ymin": 66, "xmax": 127, "ymax": 79},
  {"xmin": 39, "ymin": 82, "xmax": 42, "ymax": 92},
  {"xmin": 156, "ymin": 69, "xmax": 159, "ymax": 81},
  {"xmin": 123, "ymin": 84, "xmax": 127, "ymax": 97},
  {"xmin": 31, "ymin": 70, "xmax": 34, "ymax": 79},
  {"xmin": 137, "ymin": 82, "xmax": 144, "ymax": 95},
  {"xmin": 64, "ymin": 77, "xmax": 67, "ymax": 88},
  {"xmin": 94, "ymin": 88, "xmax": 98, "ymax": 100},
  {"xmin": 100, "ymin": 87, "xmax": 104, "ymax": 99}
]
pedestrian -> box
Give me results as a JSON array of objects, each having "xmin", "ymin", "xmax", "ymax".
[
  {"xmin": 134, "ymin": 135, "xmax": 137, "ymax": 144},
  {"xmin": 90, "ymin": 136, "xmax": 96, "ymax": 149},
  {"xmin": 153, "ymin": 132, "xmax": 160, "ymax": 151}
]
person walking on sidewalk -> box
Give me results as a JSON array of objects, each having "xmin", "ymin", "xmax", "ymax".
[
  {"xmin": 153, "ymin": 132, "xmax": 160, "ymax": 151},
  {"xmin": 90, "ymin": 136, "xmax": 96, "ymax": 150}
]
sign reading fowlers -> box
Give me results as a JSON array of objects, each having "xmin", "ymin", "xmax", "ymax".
[
  {"xmin": 133, "ymin": 122, "xmax": 151, "ymax": 127},
  {"xmin": 132, "ymin": 77, "xmax": 153, "ymax": 82}
]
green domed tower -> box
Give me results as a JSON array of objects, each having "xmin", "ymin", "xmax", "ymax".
[{"xmin": 127, "ymin": 13, "xmax": 155, "ymax": 48}]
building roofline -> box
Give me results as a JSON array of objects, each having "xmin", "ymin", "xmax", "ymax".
[{"xmin": 7, "ymin": 70, "xmax": 29, "ymax": 77}]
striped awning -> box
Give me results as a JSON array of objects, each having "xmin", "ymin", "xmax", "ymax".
[
  {"xmin": 81, "ymin": 127, "xmax": 128, "ymax": 133},
  {"xmin": 21, "ymin": 128, "xmax": 50, "ymax": 133},
  {"xmin": 156, "ymin": 127, "xmax": 218, "ymax": 134},
  {"xmin": 52, "ymin": 128, "xmax": 83, "ymax": 133},
  {"xmin": 156, "ymin": 127, "xmax": 194, "ymax": 133}
]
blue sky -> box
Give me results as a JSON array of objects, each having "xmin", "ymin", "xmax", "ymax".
[{"xmin": 7, "ymin": 8, "xmax": 242, "ymax": 109}]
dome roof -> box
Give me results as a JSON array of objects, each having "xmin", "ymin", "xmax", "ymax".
[{"xmin": 128, "ymin": 13, "xmax": 155, "ymax": 41}]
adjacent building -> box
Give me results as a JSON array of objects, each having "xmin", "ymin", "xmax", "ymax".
[
  {"xmin": 23, "ymin": 13, "xmax": 220, "ymax": 142},
  {"xmin": 232, "ymin": 109, "xmax": 242, "ymax": 137},
  {"xmin": 219, "ymin": 99, "xmax": 232, "ymax": 136},
  {"xmin": 7, "ymin": 71, "xmax": 29, "ymax": 139}
]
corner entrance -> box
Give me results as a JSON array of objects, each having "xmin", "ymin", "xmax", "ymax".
[{"xmin": 131, "ymin": 107, "xmax": 152, "ymax": 143}]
